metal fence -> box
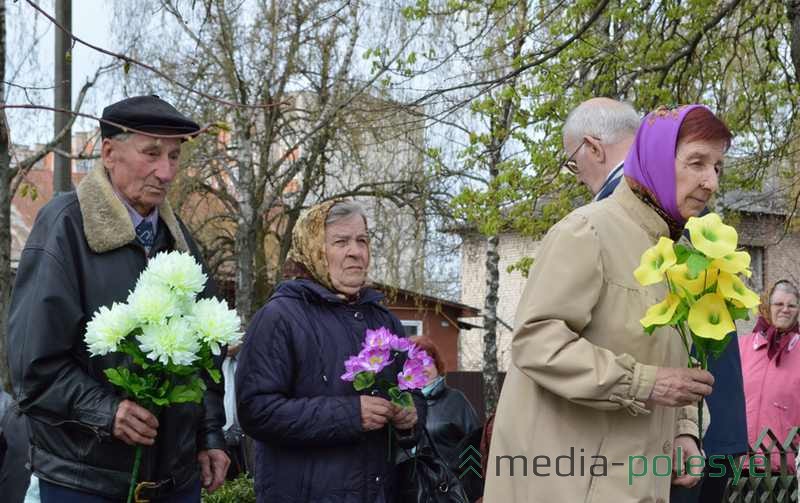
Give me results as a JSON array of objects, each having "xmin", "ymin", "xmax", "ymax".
[{"xmin": 725, "ymin": 427, "xmax": 799, "ymax": 502}]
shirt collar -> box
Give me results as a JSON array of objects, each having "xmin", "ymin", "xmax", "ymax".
[
  {"xmin": 593, "ymin": 161, "xmax": 624, "ymax": 202},
  {"xmin": 112, "ymin": 188, "xmax": 159, "ymax": 234}
]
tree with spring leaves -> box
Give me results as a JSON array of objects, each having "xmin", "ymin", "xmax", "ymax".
[{"xmin": 409, "ymin": 0, "xmax": 800, "ymax": 415}]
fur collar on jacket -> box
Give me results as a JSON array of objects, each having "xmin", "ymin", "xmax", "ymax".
[{"xmin": 76, "ymin": 165, "xmax": 190, "ymax": 254}]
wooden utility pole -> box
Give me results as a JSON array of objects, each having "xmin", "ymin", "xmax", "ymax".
[{"xmin": 53, "ymin": 0, "xmax": 72, "ymax": 194}]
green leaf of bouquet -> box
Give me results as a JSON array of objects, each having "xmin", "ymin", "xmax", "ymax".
[
  {"xmin": 167, "ymin": 381, "xmax": 206, "ymax": 404},
  {"xmin": 151, "ymin": 397, "xmax": 171, "ymax": 407},
  {"xmin": 353, "ymin": 372, "xmax": 375, "ymax": 391},
  {"xmin": 667, "ymin": 301, "xmax": 690, "ymax": 326},
  {"xmin": 388, "ymin": 386, "xmax": 402, "ymax": 401},
  {"xmin": 643, "ymin": 324, "xmax": 657, "ymax": 336},
  {"xmin": 395, "ymin": 391, "xmax": 414, "ymax": 409},
  {"xmin": 104, "ymin": 368, "xmax": 131, "ymax": 391},
  {"xmin": 686, "ymin": 253, "xmax": 710, "ymax": 277},
  {"xmin": 727, "ymin": 303, "xmax": 751, "ymax": 321},
  {"xmin": 674, "ymin": 244, "xmax": 691, "ymax": 264},
  {"xmin": 207, "ymin": 368, "xmax": 221, "ymax": 384},
  {"xmin": 693, "ymin": 333, "xmax": 733, "ymax": 361}
]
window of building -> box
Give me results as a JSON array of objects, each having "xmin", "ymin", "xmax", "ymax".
[{"xmin": 400, "ymin": 320, "xmax": 422, "ymax": 337}]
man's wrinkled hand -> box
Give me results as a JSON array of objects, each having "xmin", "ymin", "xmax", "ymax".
[
  {"xmin": 649, "ymin": 367, "xmax": 714, "ymax": 407},
  {"xmin": 198, "ymin": 449, "xmax": 230, "ymax": 493},
  {"xmin": 672, "ymin": 435, "xmax": 704, "ymax": 488},
  {"xmin": 113, "ymin": 399, "xmax": 158, "ymax": 446}
]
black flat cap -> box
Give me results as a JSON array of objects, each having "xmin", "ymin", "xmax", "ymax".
[{"xmin": 100, "ymin": 95, "xmax": 200, "ymax": 139}]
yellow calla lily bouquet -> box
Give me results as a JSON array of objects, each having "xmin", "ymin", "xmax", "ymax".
[{"xmin": 634, "ymin": 213, "xmax": 760, "ymax": 368}]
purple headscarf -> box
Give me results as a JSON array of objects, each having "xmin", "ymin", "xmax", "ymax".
[{"xmin": 623, "ymin": 104, "xmax": 709, "ymax": 224}]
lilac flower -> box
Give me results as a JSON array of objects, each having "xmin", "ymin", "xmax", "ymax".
[
  {"xmin": 357, "ymin": 347, "xmax": 393, "ymax": 373},
  {"xmin": 397, "ymin": 358, "xmax": 428, "ymax": 390},
  {"xmin": 340, "ymin": 355, "xmax": 363, "ymax": 381},
  {"xmin": 389, "ymin": 336, "xmax": 413, "ymax": 352},
  {"xmin": 407, "ymin": 345, "xmax": 433, "ymax": 367},
  {"xmin": 364, "ymin": 327, "xmax": 397, "ymax": 350}
]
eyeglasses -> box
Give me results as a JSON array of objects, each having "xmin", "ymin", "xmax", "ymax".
[
  {"xmin": 771, "ymin": 302, "xmax": 799, "ymax": 310},
  {"xmin": 561, "ymin": 140, "xmax": 585, "ymax": 174}
]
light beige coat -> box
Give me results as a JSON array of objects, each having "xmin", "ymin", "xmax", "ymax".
[{"xmin": 483, "ymin": 181, "xmax": 703, "ymax": 503}]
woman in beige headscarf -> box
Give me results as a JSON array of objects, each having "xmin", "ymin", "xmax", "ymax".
[{"xmin": 236, "ymin": 200, "xmax": 425, "ymax": 503}]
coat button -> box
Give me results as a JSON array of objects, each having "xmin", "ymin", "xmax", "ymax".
[
  {"xmin": 375, "ymin": 475, "xmax": 381, "ymax": 483},
  {"xmin": 663, "ymin": 440, "xmax": 671, "ymax": 454},
  {"xmin": 354, "ymin": 311, "xmax": 364, "ymax": 320}
]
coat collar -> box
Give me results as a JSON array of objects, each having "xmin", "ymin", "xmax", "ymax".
[
  {"xmin": 752, "ymin": 330, "xmax": 800, "ymax": 353},
  {"xmin": 611, "ymin": 178, "xmax": 670, "ymax": 241},
  {"xmin": 76, "ymin": 165, "xmax": 189, "ymax": 254}
]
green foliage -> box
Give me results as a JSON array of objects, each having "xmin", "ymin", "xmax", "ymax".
[
  {"xmin": 506, "ymin": 256, "xmax": 534, "ymax": 277},
  {"xmin": 202, "ymin": 474, "xmax": 256, "ymax": 503},
  {"xmin": 445, "ymin": 0, "xmax": 799, "ymax": 248}
]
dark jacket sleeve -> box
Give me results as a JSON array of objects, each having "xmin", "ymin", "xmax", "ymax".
[
  {"xmin": 8, "ymin": 224, "xmax": 119, "ymax": 436},
  {"xmin": 183, "ymin": 225, "xmax": 226, "ymax": 451},
  {"xmin": 235, "ymin": 307, "xmax": 364, "ymax": 447}
]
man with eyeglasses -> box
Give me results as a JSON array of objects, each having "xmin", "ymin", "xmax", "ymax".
[{"xmin": 561, "ymin": 97, "xmax": 639, "ymax": 201}]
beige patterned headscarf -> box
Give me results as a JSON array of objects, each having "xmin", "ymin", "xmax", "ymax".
[{"xmin": 284, "ymin": 199, "xmax": 341, "ymax": 292}]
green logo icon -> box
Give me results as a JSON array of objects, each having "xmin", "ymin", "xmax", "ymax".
[{"xmin": 458, "ymin": 444, "xmax": 482, "ymax": 479}]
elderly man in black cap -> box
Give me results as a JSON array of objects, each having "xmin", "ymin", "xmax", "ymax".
[{"xmin": 8, "ymin": 95, "xmax": 229, "ymax": 502}]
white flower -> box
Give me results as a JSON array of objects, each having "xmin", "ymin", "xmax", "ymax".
[
  {"xmin": 84, "ymin": 303, "xmax": 137, "ymax": 356},
  {"xmin": 136, "ymin": 317, "xmax": 200, "ymax": 366},
  {"xmin": 128, "ymin": 282, "xmax": 182, "ymax": 325},
  {"xmin": 140, "ymin": 251, "xmax": 207, "ymax": 301},
  {"xmin": 189, "ymin": 298, "xmax": 243, "ymax": 355}
]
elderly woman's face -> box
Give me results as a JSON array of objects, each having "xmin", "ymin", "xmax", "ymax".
[
  {"xmin": 674, "ymin": 138, "xmax": 725, "ymax": 219},
  {"xmin": 324, "ymin": 214, "xmax": 370, "ymax": 295},
  {"xmin": 770, "ymin": 289, "xmax": 799, "ymax": 331}
]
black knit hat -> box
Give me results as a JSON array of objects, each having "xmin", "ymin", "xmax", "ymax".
[{"xmin": 100, "ymin": 95, "xmax": 200, "ymax": 139}]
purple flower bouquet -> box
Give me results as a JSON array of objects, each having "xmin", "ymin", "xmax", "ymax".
[{"xmin": 341, "ymin": 327, "xmax": 431, "ymax": 408}]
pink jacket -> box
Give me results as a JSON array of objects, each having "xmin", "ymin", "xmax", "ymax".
[{"xmin": 739, "ymin": 329, "xmax": 800, "ymax": 472}]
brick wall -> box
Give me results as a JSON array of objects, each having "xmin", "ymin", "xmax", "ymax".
[{"xmin": 735, "ymin": 212, "xmax": 800, "ymax": 334}]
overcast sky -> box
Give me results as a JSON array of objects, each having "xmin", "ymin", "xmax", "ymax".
[{"xmin": 7, "ymin": 0, "xmax": 113, "ymax": 145}]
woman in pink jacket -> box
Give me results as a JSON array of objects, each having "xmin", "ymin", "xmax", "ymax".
[{"xmin": 739, "ymin": 279, "xmax": 800, "ymax": 474}]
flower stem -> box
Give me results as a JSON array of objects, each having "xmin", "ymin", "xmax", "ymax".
[
  {"xmin": 127, "ymin": 445, "xmax": 143, "ymax": 503},
  {"xmin": 697, "ymin": 354, "xmax": 708, "ymax": 454}
]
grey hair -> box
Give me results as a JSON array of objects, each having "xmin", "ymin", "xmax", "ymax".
[
  {"xmin": 326, "ymin": 200, "xmax": 368, "ymax": 227},
  {"xmin": 563, "ymin": 99, "xmax": 640, "ymax": 145},
  {"xmin": 771, "ymin": 280, "xmax": 800, "ymax": 302},
  {"xmin": 109, "ymin": 132, "xmax": 134, "ymax": 142}
]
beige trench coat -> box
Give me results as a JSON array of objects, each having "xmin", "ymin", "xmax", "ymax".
[{"xmin": 483, "ymin": 181, "xmax": 703, "ymax": 503}]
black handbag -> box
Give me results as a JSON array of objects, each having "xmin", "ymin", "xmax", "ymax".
[{"xmin": 396, "ymin": 428, "xmax": 471, "ymax": 503}]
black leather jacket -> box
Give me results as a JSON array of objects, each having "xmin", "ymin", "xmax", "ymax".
[
  {"xmin": 400, "ymin": 377, "xmax": 480, "ymax": 467},
  {"xmin": 8, "ymin": 185, "xmax": 226, "ymax": 500}
]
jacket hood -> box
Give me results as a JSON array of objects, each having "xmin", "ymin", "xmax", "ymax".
[{"xmin": 76, "ymin": 164, "xmax": 189, "ymax": 254}]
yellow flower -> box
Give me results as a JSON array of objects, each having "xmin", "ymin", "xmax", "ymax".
[
  {"xmin": 640, "ymin": 293, "xmax": 682, "ymax": 328},
  {"xmin": 687, "ymin": 293, "xmax": 735, "ymax": 341},
  {"xmin": 710, "ymin": 251, "xmax": 751, "ymax": 276},
  {"xmin": 717, "ymin": 271, "xmax": 760, "ymax": 309},
  {"xmin": 668, "ymin": 264, "xmax": 719, "ymax": 297},
  {"xmin": 634, "ymin": 237, "xmax": 677, "ymax": 286},
  {"xmin": 685, "ymin": 213, "xmax": 738, "ymax": 259}
]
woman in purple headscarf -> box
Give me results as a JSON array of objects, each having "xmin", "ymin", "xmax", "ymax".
[{"xmin": 484, "ymin": 105, "xmax": 732, "ymax": 503}]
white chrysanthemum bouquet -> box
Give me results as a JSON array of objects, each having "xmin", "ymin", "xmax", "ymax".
[{"xmin": 84, "ymin": 251, "xmax": 242, "ymax": 503}]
